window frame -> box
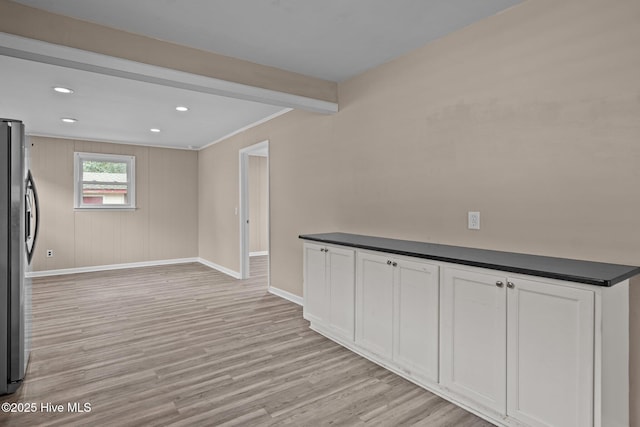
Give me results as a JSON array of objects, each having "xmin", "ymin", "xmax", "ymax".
[{"xmin": 74, "ymin": 152, "xmax": 136, "ymax": 210}]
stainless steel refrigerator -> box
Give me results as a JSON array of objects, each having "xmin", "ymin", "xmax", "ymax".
[{"xmin": 1, "ymin": 118, "xmax": 39, "ymax": 395}]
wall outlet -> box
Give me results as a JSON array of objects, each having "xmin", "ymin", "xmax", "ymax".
[
  {"xmin": 468, "ymin": 212, "xmax": 480, "ymax": 230},
  {"xmin": 46, "ymin": 249, "xmax": 54, "ymax": 257}
]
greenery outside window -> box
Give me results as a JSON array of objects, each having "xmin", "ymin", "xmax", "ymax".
[{"xmin": 74, "ymin": 152, "xmax": 136, "ymax": 210}]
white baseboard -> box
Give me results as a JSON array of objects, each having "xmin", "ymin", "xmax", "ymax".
[
  {"xmin": 250, "ymin": 251, "xmax": 269, "ymax": 257},
  {"xmin": 268, "ymin": 286, "xmax": 303, "ymax": 306},
  {"xmin": 197, "ymin": 258, "xmax": 242, "ymax": 279},
  {"xmin": 27, "ymin": 257, "xmax": 199, "ymax": 278}
]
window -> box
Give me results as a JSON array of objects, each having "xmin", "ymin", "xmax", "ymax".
[{"xmin": 74, "ymin": 152, "xmax": 136, "ymax": 210}]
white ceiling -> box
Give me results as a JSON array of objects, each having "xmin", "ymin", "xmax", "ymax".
[
  {"xmin": 2, "ymin": 0, "xmax": 522, "ymax": 150},
  {"xmin": 0, "ymin": 54, "xmax": 286, "ymax": 149}
]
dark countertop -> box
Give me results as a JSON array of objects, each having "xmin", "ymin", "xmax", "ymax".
[{"xmin": 299, "ymin": 232, "xmax": 640, "ymax": 287}]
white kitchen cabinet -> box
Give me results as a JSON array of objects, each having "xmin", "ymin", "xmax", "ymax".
[
  {"xmin": 303, "ymin": 243, "xmax": 327, "ymax": 325},
  {"xmin": 440, "ymin": 267, "xmax": 507, "ymax": 415},
  {"xmin": 326, "ymin": 245, "xmax": 357, "ymax": 341},
  {"xmin": 301, "ymin": 234, "xmax": 632, "ymax": 427},
  {"xmin": 442, "ymin": 266, "xmax": 596, "ymax": 427},
  {"xmin": 355, "ymin": 251, "xmax": 394, "ymax": 359},
  {"xmin": 393, "ymin": 256, "xmax": 439, "ymax": 383},
  {"xmin": 506, "ymin": 277, "xmax": 594, "ymax": 427},
  {"xmin": 303, "ymin": 242, "xmax": 355, "ymax": 342},
  {"xmin": 356, "ymin": 251, "xmax": 440, "ymax": 383}
]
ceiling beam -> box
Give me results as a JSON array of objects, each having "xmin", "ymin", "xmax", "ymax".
[{"xmin": 0, "ymin": 0, "xmax": 338, "ymax": 113}]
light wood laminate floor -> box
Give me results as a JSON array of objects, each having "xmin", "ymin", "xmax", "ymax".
[{"xmin": 1, "ymin": 257, "xmax": 494, "ymax": 426}]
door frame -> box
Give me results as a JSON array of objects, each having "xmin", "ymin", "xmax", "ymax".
[{"xmin": 239, "ymin": 140, "xmax": 269, "ymax": 281}]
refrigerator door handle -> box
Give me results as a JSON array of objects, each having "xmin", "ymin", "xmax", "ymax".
[
  {"xmin": 25, "ymin": 170, "xmax": 39, "ymax": 264},
  {"xmin": 25, "ymin": 195, "xmax": 31, "ymax": 240}
]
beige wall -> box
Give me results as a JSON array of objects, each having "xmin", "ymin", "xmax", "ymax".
[
  {"xmin": 197, "ymin": 137, "xmax": 241, "ymax": 271},
  {"xmin": 197, "ymin": 0, "xmax": 640, "ymax": 422},
  {"xmin": 30, "ymin": 136, "xmax": 198, "ymax": 271},
  {"xmin": 249, "ymin": 155, "xmax": 268, "ymax": 253}
]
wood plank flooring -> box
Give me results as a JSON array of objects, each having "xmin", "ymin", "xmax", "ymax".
[{"xmin": 1, "ymin": 257, "xmax": 494, "ymax": 426}]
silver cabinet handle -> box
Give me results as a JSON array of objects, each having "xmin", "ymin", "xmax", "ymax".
[
  {"xmin": 392, "ymin": 262, "xmax": 397, "ymax": 267},
  {"xmin": 507, "ymin": 282, "xmax": 515, "ymax": 289},
  {"xmin": 496, "ymin": 281, "xmax": 504, "ymax": 288}
]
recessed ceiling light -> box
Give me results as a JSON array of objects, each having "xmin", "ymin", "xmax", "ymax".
[
  {"xmin": 61, "ymin": 118, "xmax": 77, "ymax": 123},
  {"xmin": 150, "ymin": 128, "xmax": 161, "ymax": 133},
  {"xmin": 53, "ymin": 87, "xmax": 74, "ymax": 94},
  {"xmin": 176, "ymin": 106, "xmax": 189, "ymax": 112}
]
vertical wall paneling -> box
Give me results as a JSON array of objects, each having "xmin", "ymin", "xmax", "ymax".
[
  {"xmin": 248, "ymin": 155, "xmax": 268, "ymax": 253},
  {"xmin": 29, "ymin": 137, "xmax": 198, "ymax": 271}
]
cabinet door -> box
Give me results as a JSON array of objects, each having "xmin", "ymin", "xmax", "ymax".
[
  {"xmin": 327, "ymin": 246, "xmax": 355, "ymax": 341},
  {"xmin": 441, "ymin": 267, "xmax": 507, "ymax": 415},
  {"xmin": 507, "ymin": 278, "xmax": 594, "ymax": 427},
  {"xmin": 393, "ymin": 258, "xmax": 439, "ymax": 383},
  {"xmin": 303, "ymin": 243, "xmax": 327, "ymax": 324},
  {"xmin": 356, "ymin": 251, "xmax": 394, "ymax": 359}
]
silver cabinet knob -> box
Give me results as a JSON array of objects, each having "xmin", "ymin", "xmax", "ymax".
[
  {"xmin": 392, "ymin": 262, "xmax": 397, "ymax": 267},
  {"xmin": 507, "ymin": 281, "xmax": 515, "ymax": 289},
  {"xmin": 387, "ymin": 260, "xmax": 392, "ymax": 265},
  {"xmin": 496, "ymin": 281, "xmax": 504, "ymax": 288}
]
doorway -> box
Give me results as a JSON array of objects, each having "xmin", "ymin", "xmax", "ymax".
[{"xmin": 239, "ymin": 140, "xmax": 269, "ymax": 282}]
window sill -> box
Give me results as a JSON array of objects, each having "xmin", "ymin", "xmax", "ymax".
[{"xmin": 74, "ymin": 207, "xmax": 137, "ymax": 212}]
